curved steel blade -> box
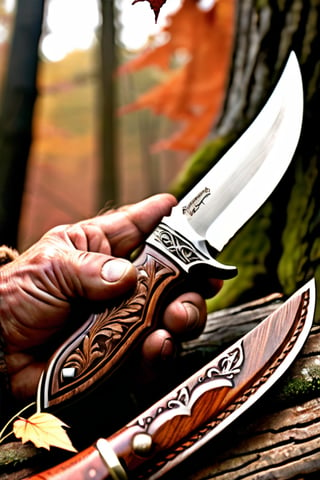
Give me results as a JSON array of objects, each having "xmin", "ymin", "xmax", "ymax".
[{"xmin": 166, "ymin": 52, "xmax": 303, "ymax": 252}]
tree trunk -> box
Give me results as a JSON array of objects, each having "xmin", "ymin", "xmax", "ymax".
[
  {"xmin": 214, "ymin": 0, "xmax": 320, "ymax": 308},
  {"xmin": 98, "ymin": 0, "xmax": 118, "ymax": 208},
  {"xmin": 173, "ymin": 0, "xmax": 320, "ymax": 319},
  {"xmin": 0, "ymin": 0, "xmax": 45, "ymax": 248}
]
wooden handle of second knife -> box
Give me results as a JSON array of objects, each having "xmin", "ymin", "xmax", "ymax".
[
  {"xmin": 26, "ymin": 445, "xmax": 110, "ymax": 480},
  {"xmin": 45, "ymin": 245, "xmax": 183, "ymax": 405}
]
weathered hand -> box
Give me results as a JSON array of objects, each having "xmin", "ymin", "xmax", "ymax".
[{"xmin": 0, "ymin": 194, "xmax": 221, "ymax": 399}]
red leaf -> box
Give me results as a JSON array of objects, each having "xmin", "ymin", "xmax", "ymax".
[{"xmin": 132, "ymin": 0, "xmax": 168, "ymax": 22}]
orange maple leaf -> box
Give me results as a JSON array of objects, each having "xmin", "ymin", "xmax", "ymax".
[
  {"xmin": 13, "ymin": 412, "xmax": 77, "ymax": 452},
  {"xmin": 118, "ymin": 0, "xmax": 235, "ymax": 152}
]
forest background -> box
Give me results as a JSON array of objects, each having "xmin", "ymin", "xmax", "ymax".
[
  {"xmin": 0, "ymin": 0, "xmax": 187, "ymax": 250},
  {"xmin": 1, "ymin": 0, "xmax": 319, "ymax": 317}
]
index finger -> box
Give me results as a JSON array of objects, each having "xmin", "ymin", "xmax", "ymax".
[{"xmin": 83, "ymin": 193, "xmax": 177, "ymax": 257}]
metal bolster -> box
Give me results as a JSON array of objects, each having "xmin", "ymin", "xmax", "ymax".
[{"xmin": 96, "ymin": 438, "xmax": 128, "ymax": 480}]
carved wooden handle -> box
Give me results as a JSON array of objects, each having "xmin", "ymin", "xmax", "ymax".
[{"xmin": 40, "ymin": 244, "xmax": 185, "ymax": 407}]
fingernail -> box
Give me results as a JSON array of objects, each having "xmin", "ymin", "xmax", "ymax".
[
  {"xmin": 183, "ymin": 302, "xmax": 200, "ymax": 329},
  {"xmin": 101, "ymin": 259, "xmax": 131, "ymax": 283},
  {"xmin": 161, "ymin": 338, "xmax": 175, "ymax": 361}
]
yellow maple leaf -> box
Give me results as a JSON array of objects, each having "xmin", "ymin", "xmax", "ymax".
[{"xmin": 13, "ymin": 412, "xmax": 77, "ymax": 452}]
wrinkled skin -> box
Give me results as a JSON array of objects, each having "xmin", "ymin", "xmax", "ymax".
[{"xmin": 0, "ymin": 194, "xmax": 222, "ymax": 400}]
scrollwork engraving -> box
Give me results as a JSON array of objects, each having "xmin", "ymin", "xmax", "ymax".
[
  {"xmin": 153, "ymin": 224, "xmax": 209, "ymax": 265},
  {"xmin": 135, "ymin": 343, "xmax": 244, "ymax": 433}
]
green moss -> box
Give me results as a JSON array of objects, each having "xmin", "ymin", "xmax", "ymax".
[
  {"xmin": 255, "ymin": 0, "xmax": 268, "ymax": 10},
  {"xmin": 170, "ymin": 134, "xmax": 235, "ymax": 199},
  {"xmin": 0, "ymin": 442, "xmax": 38, "ymax": 468},
  {"xmin": 278, "ymin": 156, "xmax": 317, "ymax": 294},
  {"xmin": 207, "ymin": 201, "xmax": 273, "ymax": 312},
  {"xmin": 279, "ymin": 367, "xmax": 320, "ymax": 404}
]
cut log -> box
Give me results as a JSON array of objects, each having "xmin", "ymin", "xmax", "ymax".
[
  {"xmin": 0, "ymin": 294, "xmax": 319, "ymax": 479},
  {"xmin": 163, "ymin": 296, "xmax": 320, "ymax": 480},
  {"xmin": 163, "ymin": 398, "xmax": 320, "ymax": 480}
]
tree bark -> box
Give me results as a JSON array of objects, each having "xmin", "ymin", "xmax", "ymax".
[
  {"xmin": 0, "ymin": 0, "xmax": 45, "ymax": 247},
  {"xmin": 172, "ymin": 0, "xmax": 320, "ymax": 318},
  {"xmin": 166, "ymin": 397, "xmax": 320, "ymax": 480},
  {"xmin": 98, "ymin": 0, "xmax": 118, "ymax": 208}
]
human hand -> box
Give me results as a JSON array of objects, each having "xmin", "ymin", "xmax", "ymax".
[{"xmin": 0, "ymin": 194, "xmax": 222, "ymax": 400}]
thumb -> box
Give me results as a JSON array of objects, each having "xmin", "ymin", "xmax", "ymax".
[{"xmin": 68, "ymin": 252, "xmax": 138, "ymax": 301}]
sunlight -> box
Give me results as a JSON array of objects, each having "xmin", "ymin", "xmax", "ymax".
[
  {"xmin": 0, "ymin": 0, "xmax": 15, "ymax": 43},
  {"xmin": 2, "ymin": 0, "xmax": 15, "ymax": 12},
  {"xmin": 2, "ymin": 0, "xmax": 215, "ymax": 62},
  {"xmin": 116, "ymin": 0, "xmax": 182, "ymax": 50},
  {"xmin": 40, "ymin": 0, "xmax": 183, "ymax": 62},
  {"xmin": 41, "ymin": 0, "xmax": 100, "ymax": 62}
]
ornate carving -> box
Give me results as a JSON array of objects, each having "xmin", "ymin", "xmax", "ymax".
[
  {"xmin": 153, "ymin": 224, "xmax": 209, "ymax": 265},
  {"xmin": 58, "ymin": 254, "xmax": 176, "ymax": 388},
  {"xmin": 135, "ymin": 344, "xmax": 244, "ymax": 434}
]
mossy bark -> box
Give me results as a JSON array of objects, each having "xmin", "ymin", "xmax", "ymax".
[{"xmin": 171, "ymin": 0, "xmax": 320, "ymax": 318}]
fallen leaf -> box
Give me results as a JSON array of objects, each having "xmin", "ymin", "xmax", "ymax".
[
  {"xmin": 118, "ymin": 0, "xmax": 235, "ymax": 152},
  {"xmin": 132, "ymin": 0, "xmax": 168, "ymax": 22},
  {"xmin": 13, "ymin": 412, "xmax": 77, "ymax": 452}
]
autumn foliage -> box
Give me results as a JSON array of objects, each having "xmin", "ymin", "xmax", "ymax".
[
  {"xmin": 13, "ymin": 412, "xmax": 77, "ymax": 452},
  {"xmin": 120, "ymin": 0, "xmax": 235, "ymax": 152},
  {"xmin": 0, "ymin": 402, "xmax": 77, "ymax": 453}
]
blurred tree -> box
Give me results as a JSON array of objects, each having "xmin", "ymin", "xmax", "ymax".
[
  {"xmin": 0, "ymin": 3, "xmax": 14, "ymax": 96},
  {"xmin": 0, "ymin": 0, "xmax": 45, "ymax": 247},
  {"xmin": 98, "ymin": 0, "xmax": 118, "ymax": 208},
  {"xmin": 0, "ymin": 0, "xmax": 119, "ymax": 245}
]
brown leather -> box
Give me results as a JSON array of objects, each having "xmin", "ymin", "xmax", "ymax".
[{"xmin": 27, "ymin": 445, "xmax": 110, "ymax": 480}]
